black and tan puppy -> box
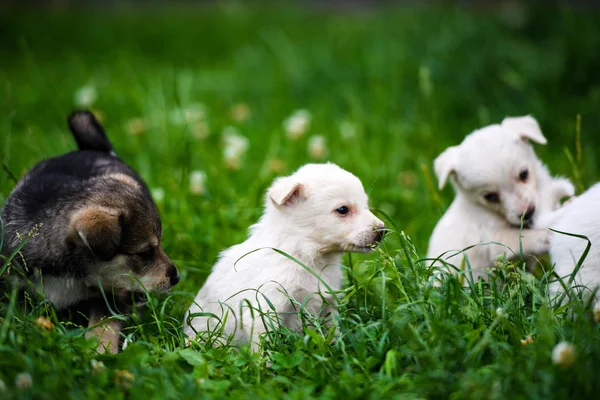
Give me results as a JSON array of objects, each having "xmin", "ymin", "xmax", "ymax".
[{"xmin": 0, "ymin": 111, "xmax": 179, "ymax": 353}]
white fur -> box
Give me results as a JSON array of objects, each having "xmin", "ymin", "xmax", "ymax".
[
  {"xmin": 41, "ymin": 277, "xmax": 90, "ymax": 310},
  {"xmin": 427, "ymin": 116, "xmax": 574, "ymax": 281},
  {"xmin": 184, "ymin": 163, "xmax": 384, "ymax": 350},
  {"xmin": 546, "ymin": 184, "xmax": 600, "ymax": 303}
]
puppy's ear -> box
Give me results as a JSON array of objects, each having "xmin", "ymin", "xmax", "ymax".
[
  {"xmin": 434, "ymin": 146, "xmax": 459, "ymax": 190},
  {"xmin": 67, "ymin": 207, "xmax": 123, "ymax": 261},
  {"xmin": 268, "ymin": 177, "xmax": 305, "ymax": 207},
  {"xmin": 501, "ymin": 115, "xmax": 547, "ymax": 145}
]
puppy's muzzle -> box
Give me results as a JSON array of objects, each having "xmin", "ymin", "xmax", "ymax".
[
  {"xmin": 374, "ymin": 224, "xmax": 388, "ymax": 243},
  {"xmin": 523, "ymin": 205, "xmax": 536, "ymax": 224},
  {"xmin": 167, "ymin": 263, "xmax": 180, "ymax": 287}
]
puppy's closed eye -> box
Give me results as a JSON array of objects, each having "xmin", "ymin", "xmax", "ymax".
[{"xmin": 138, "ymin": 247, "xmax": 155, "ymax": 261}]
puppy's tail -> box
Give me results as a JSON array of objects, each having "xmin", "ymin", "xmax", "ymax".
[{"xmin": 68, "ymin": 111, "xmax": 116, "ymax": 156}]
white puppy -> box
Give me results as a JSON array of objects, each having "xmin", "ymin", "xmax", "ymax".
[
  {"xmin": 427, "ymin": 116, "xmax": 574, "ymax": 281},
  {"xmin": 184, "ymin": 163, "xmax": 385, "ymax": 350},
  {"xmin": 544, "ymin": 184, "xmax": 600, "ymax": 304}
]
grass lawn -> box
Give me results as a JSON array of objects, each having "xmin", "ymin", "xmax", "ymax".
[{"xmin": 2, "ymin": 2, "xmax": 600, "ymax": 398}]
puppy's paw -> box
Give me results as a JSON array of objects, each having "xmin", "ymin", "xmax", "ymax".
[
  {"xmin": 553, "ymin": 178, "xmax": 575, "ymax": 199},
  {"xmin": 524, "ymin": 229, "xmax": 551, "ymax": 255},
  {"xmin": 532, "ymin": 210, "xmax": 561, "ymax": 229}
]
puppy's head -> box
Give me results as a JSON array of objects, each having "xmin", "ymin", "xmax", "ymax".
[
  {"xmin": 266, "ymin": 163, "xmax": 385, "ymax": 253},
  {"xmin": 66, "ymin": 174, "xmax": 179, "ymax": 302},
  {"xmin": 434, "ymin": 115, "xmax": 547, "ymax": 226}
]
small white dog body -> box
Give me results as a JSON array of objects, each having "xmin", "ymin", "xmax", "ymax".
[
  {"xmin": 184, "ymin": 163, "xmax": 385, "ymax": 350},
  {"xmin": 427, "ymin": 116, "xmax": 574, "ymax": 281},
  {"xmin": 546, "ymin": 184, "xmax": 600, "ymax": 303}
]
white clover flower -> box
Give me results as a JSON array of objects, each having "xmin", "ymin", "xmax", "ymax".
[
  {"xmin": 284, "ymin": 109, "xmax": 311, "ymax": 140},
  {"xmin": 151, "ymin": 187, "xmax": 165, "ymax": 204},
  {"xmin": 521, "ymin": 334, "xmax": 534, "ymax": 346},
  {"xmin": 184, "ymin": 103, "xmax": 206, "ymax": 121},
  {"xmin": 15, "ymin": 372, "xmax": 32, "ymax": 390},
  {"xmin": 308, "ymin": 135, "xmax": 327, "ymax": 160},
  {"xmin": 192, "ymin": 120, "xmax": 210, "ymax": 140},
  {"xmin": 74, "ymin": 85, "xmax": 97, "ymax": 108},
  {"xmin": 267, "ymin": 158, "xmax": 286, "ymax": 174},
  {"xmin": 593, "ymin": 302, "xmax": 600, "ymax": 323},
  {"xmin": 124, "ymin": 117, "xmax": 147, "ymax": 136},
  {"xmin": 114, "ymin": 369, "xmax": 135, "ymax": 389},
  {"xmin": 223, "ymin": 126, "xmax": 249, "ymax": 169},
  {"xmin": 339, "ymin": 120, "xmax": 356, "ymax": 141},
  {"xmin": 552, "ymin": 341, "xmax": 576, "ymax": 367},
  {"xmin": 231, "ymin": 103, "xmax": 251, "ymax": 122},
  {"xmin": 189, "ymin": 170, "xmax": 207, "ymax": 195},
  {"xmin": 35, "ymin": 316, "xmax": 54, "ymax": 330},
  {"xmin": 170, "ymin": 103, "xmax": 206, "ymax": 126},
  {"xmin": 495, "ymin": 307, "xmax": 505, "ymax": 318},
  {"xmin": 398, "ymin": 171, "xmax": 418, "ymax": 188},
  {"xmin": 90, "ymin": 359, "xmax": 106, "ymax": 373}
]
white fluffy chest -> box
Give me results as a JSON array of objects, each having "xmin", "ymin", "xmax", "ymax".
[
  {"xmin": 39, "ymin": 276, "xmax": 91, "ymax": 310},
  {"xmin": 214, "ymin": 249, "xmax": 344, "ymax": 299}
]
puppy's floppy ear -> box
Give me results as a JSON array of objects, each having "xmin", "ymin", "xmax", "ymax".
[
  {"xmin": 501, "ymin": 115, "xmax": 547, "ymax": 145},
  {"xmin": 268, "ymin": 177, "xmax": 305, "ymax": 207},
  {"xmin": 67, "ymin": 207, "xmax": 123, "ymax": 261},
  {"xmin": 433, "ymin": 146, "xmax": 459, "ymax": 190}
]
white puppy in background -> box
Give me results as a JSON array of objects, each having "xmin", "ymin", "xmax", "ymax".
[
  {"xmin": 184, "ymin": 163, "xmax": 385, "ymax": 350},
  {"xmin": 427, "ymin": 116, "xmax": 574, "ymax": 281},
  {"xmin": 543, "ymin": 184, "xmax": 600, "ymax": 305}
]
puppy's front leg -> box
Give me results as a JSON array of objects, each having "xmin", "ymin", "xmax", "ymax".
[
  {"xmin": 86, "ymin": 307, "xmax": 123, "ymax": 354},
  {"xmin": 533, "ymin": 207, "xmax": 569, "ymax": 229},
  {"xmin": 551, "ymin": 178, "xmax": 575, "ymax": 202},
  {"xmin": 489, "ymin": 228, "xmax": 550, "ymax": 261}
]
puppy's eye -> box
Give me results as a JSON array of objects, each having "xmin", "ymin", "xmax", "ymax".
[
  {"xmin": 519, "ymin": 169, "xmax": 529, "ymax": 182},
  {"xmin": 138, "ymin": 247, "xmax": 155, "ymax": 260},
  {"xmin": 335, "ymin": 206, "xmax": 349, "ymax": 215},
  {"xmin": 483, "ymin": 192, "xmax": 500, "ymax": 203}
]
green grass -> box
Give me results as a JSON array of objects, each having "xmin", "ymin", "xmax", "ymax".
[{"xmin": 2, "ymin": 2, "xmax": 600, "ymax": 398}]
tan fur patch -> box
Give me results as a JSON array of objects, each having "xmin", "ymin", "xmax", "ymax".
[
  {"xmin": 67, "ymin": 206, "xmax": 122, "ymax": 261},
  {"xmin": 105, "ymin": 173, "xmax": 140, "ymax": 189},
  {"xmin": 86, "ymin": 311, "xmax": 123, "ymax": 354}
]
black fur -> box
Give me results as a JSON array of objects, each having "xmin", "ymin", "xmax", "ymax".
[
  {"xmin": 1, "ymin": 112, "xmax": 156, "ymax": 280},
  {"xmin": 0, "ymin": 111, "xmax": 177, "ymax": 352},
  {"xmin": 68, "ymin": 110, "xmax": 115, "ymax": 154}
]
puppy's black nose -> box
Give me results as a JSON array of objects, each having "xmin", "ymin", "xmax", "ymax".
[
  {"xmin": 168, "ymin": 264, "xmax": 180, "ymax": 286},
  {"xmin": 523, "ymin": 205, "xmax": 536, "ymax": 221},
  {"xmin": 375, "ymin": 225, "xmax": 388, "ymax": 242}
]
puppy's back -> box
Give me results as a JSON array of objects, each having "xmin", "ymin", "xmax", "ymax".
[
  {"xmin": 20, "ymin": 110, "xmax": 149, "ymax": 195},
  {"xmin": 550, "ymin": 184, "xmax": 600, "ymax": 297}
]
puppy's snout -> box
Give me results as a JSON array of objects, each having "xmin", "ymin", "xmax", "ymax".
[
  {"xmin": 523, "ymin": 205, "xmax": 536, "ymax": 221},
  {"xmin": 167, "ymin": 264, "xmax": 180, "ymax": 286},
  {"xmin": 374, "ymin": 223, "xmax": 388, "ymax": 242}
]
